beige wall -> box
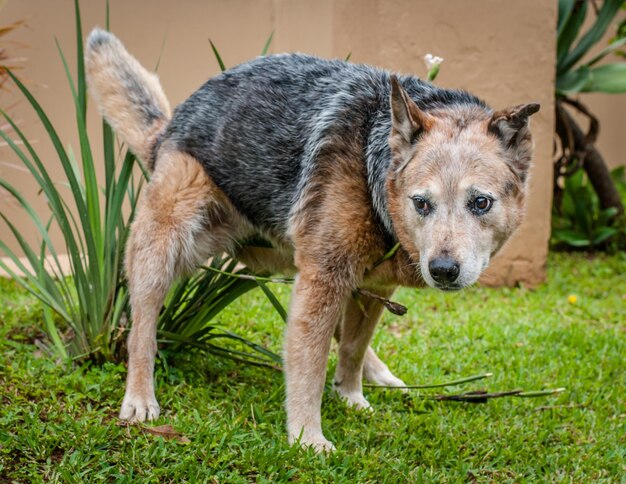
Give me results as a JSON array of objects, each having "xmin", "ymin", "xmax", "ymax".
[
  {"xmin": 1, "ymin": 0, "xmax": 557, "ymax": 286},
  {"xmin": 585, "ymin": 93, "xmax": 626, "ymax": 170}
]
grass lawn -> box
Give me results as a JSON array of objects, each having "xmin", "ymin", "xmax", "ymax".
[{"xmin": 1, "ymin": 252, "xmax": 625, "ymax": 482}]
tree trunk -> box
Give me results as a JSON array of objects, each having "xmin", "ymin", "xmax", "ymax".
[{"xmin": 555, "ymin": 103, "xmax": 624, "ymax": 217}]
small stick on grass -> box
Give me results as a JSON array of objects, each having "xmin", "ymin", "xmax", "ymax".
[
  {"xmin": 364, "ymin": 372, "xmax": 493, "ymax": 389},
  {"xmin": 516, "ymin": 388, "xmax": 566, "ymax": 398},
  {"xmin": 431, "ymin": 387, "xmax": 566, "ymax": 404},
  {"xmin": 433, "ymin": 389, "xmax": 523, "ymax": 403}
]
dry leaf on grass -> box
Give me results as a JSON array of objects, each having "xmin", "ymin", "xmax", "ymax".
[{"xmin": 141, "ymin": 424, "xmax": 191, "ymax": 444}]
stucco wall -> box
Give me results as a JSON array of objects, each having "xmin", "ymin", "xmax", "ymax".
[
  {"xmin": 0, "ymin": 0, "xmax": 556, "ymax": 286},
  {"xmin": 584, "ymin": 93, "xmax": 626, "ymax": 170}
]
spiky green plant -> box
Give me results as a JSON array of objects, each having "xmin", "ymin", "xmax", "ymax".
[
  {"xmin": 556, "ymin": 0, "xmax": 626, "ymax": 95},
  {"xmin": 0, "ymin": 0, "xmax": 282, "ymax": 367}
]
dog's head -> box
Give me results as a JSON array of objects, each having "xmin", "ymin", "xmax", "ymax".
[{"xmin": 386, "ymin": 76, "xmax": 539, "ymax": 291}]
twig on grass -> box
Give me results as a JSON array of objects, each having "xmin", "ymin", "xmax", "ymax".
[
  {"xmin": 366, "ymin": 374, "xmax": 566, "ymax": 404},
  {"xmin": 431, "ymin": 387, "xmax": 566, "ymax": 403},
  {"xmin": 364, "ymin": 372, "xmax": 493, "ymax": 389}
]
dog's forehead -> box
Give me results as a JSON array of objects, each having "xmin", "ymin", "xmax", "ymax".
[{"xmin": 407, "ymin": 130, "xmax": 513, "ymax": 196}]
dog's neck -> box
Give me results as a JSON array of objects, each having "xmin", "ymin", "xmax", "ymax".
[{"xmin": 363, "ymin": 120, "xmax": 399, "ymax": 248}]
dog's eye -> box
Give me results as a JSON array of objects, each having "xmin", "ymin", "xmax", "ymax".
[
  {"xmin": 470, "ymin": 196, "xmax": 493, "ymax": 214},
  {"xmin": 412, "ymin": 196, "xmax": 431, "ymax": 216}
]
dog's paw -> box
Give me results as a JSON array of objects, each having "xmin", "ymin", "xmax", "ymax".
[
  {"xmin": 293, "ymin": 435, "xmax": 336, "ymax": 453},
  {"xmin": 345, "ymin": 392, "xmax": 372, "ymax": 411},
  {"xmin": 289, "ymin": 427, "xmax": 336, "ymax": 453},
  {"xmin": 119, "ymin": 394, "xmax": 160, "ymax": 422},
  {"xmin": 333, "ymin": 383, "xmax": 373, "ymax": 411},
  {"xmin": 306, "ymin": 436, "xmax": 336, "ymax": 453}
]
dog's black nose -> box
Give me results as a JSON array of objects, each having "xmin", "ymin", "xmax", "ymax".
[{"xmin": 429, "ymin": 257, "xmax": 460, "ymax": 285}]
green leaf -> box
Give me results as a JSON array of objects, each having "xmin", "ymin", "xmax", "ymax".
[
  {"xmin": 74, "ymin": 0, "xmax": 86, "ymax": 121},
  {"xmin": 591, "ymin": 226, "xmax": 618, "ymax": 245},
  {"xmin": 0, "ymin": 178, "xmax": 68, "ymax": 289},
  {"xmin": 585, "ymin": 63, "xmax": 626, "ymax": 93},
  {"xmin": 557, "ymin": 0, "xmax": 576, "ymax": 37},
  {"xmin": 5, "ymin": 71, "xmax": 97, "ymax": 282},
  {"xmin": 557, "ymin": 65, "xmax": 591, "ymax": 94},
  {"xmin": 586, "ymin": 36, "xmax": 626, "ymax": 66},
  {"xmin": 557, "ymin": 0, "xmax": 587, "ymax": 67},
  {"xmin": 552, "ymin": 229, "xmax": 591, "ymax": 247},
  {"xmin": 260, "ymin": 31, "xmax": 274, "ymax": 56},
  {"xmin": 0, "ymin": 113, "xmax": 88, "ymax": 295},
  {"xmin": 209, "ymin": 40, "xmax": 226, "ymax": 72},
  {"xmin": 256, "ymin": 280, "xmax": 288, "ymax": 323},
  {"xmin": 559, "ymin": 0, "xmax": 623, "ymax": 74},
  {"xmin": 598, "ymin": 206, "xmax": 619, "ymax": 225}
]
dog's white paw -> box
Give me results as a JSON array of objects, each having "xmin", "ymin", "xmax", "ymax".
[
  {"xmin": 119, "ymin": 393, "xmax": 160, "ymax": 422},
  {"xmin": 289, "ymin": 427, "xmax": 336, "ymax": 453},
  {"xmin": 333, "ymin": 382, "xmax": 372, "ymax": 411},
  {"xmin": 307, "ymin": 436, "xmax": 336, "ymax": 453},
  {"xmin": 294, "ymin": 435, "xmax": 336, "ymax": 453}
]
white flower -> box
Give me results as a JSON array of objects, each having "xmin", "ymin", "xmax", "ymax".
[{"xmin": 423, "ymin": 53, "xmax": 444, "ymax": 71}]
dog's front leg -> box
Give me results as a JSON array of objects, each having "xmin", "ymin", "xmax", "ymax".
[
  {"xmin": 285, "ymin": 270, "xmax": 348, "ymax": 452},
  {"xmin": 333, "ymin": 287, "xmax": 405, "ymax": 409}
]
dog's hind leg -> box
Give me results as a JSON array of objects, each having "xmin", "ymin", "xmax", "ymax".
[
  {"xmin": 332, "ymin": 288, "xmax": 405, "ymax": 409},
  {"xmin": 120, "ymin": 149, "xmax": 236, "ymax": 422}
]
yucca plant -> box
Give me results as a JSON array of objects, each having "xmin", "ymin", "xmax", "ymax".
[{"xmin": 0, "ymin": 0, "xmax": 282, "ymax": 367}]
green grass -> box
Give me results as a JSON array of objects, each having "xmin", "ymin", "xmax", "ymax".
[{"xmin": 1, "ymin": 252, "xmax": 625, "ymax": 482}]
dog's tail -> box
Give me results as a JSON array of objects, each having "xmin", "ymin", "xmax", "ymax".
[{"xmin": 85, "ymin": 28, "xmax": 170, "ymax": 165}]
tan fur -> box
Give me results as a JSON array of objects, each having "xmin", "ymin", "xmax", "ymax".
[
  {"xmin": 235, "ymin": 245, "xmax": 296, "ymax": 276},
  {"xmin": 85, "ymin": 35, "xmax": 170, "ymax": 163},
  {"xmin": 364, "ymin": 247, "xmax": 426, "ymax": 288}
]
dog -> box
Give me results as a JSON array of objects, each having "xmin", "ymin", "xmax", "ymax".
[{"xmin": 85, "ymin": 28, "xmax": 539, "ymax": 451}]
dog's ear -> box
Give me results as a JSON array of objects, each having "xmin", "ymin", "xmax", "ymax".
[
  {"xmin": 389, "ymin": 75, "xmax": 433, "ymax": 173},
  {"xmin": 488, "ymin": 103, "xmax": 540, "ymax": 183},
  {"xmin": 390, "ymin": 75, "xmax": 432, "ymax": 144}
]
